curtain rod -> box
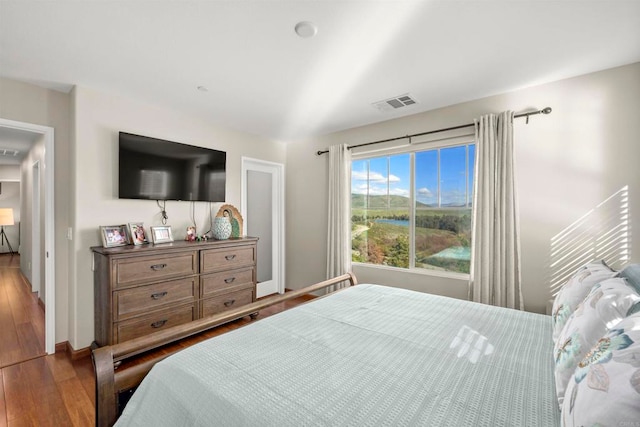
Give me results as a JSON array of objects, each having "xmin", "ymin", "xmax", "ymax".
[{"xmin": 316, "ymin": 107, "xmax": 552, "ymax": 156}]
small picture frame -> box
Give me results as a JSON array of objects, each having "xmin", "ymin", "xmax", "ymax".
[
  {"xmin": 128, "ymin": 222, "xmax": 148, "ymax": 245},
  {"xmin": 100, "ymin": 225, "xmax": 129, "ymax": 248},
  {"xmin": 150, "ymin": 225, "xmax": 173, "ymax": 244}
]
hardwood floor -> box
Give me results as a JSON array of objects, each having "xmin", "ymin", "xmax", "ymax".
[
  {"xmin": 0, "ymin": 265, "xmax": 315, "ymax": 427},
  {"xmin": 0, "ymin": 254, "xmax": 45, "ymax": 369}
]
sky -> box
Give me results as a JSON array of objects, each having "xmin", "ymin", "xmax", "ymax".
[{"xmin": 352, "ymin": 144, "xmax": 475, "ymax": 207}]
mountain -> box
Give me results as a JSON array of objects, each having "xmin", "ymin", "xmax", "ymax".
[{"xmin": 351, "ymin": 194, "xmax": 431, "ymax": 209}]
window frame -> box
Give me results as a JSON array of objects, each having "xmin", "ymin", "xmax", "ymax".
[{"xmin": 351, "ymin": 135, "xmax": 476, "ymax": 279}]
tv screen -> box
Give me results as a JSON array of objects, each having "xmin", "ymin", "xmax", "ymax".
[{"xmin": 119, "ymin": 132, "xmax": 226, "ymax": 202}]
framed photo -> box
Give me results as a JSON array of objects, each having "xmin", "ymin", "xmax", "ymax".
[
  {"xmin": 150, "ymin": 225, "xmax": 173, "ymax": 244},
  {"xmin": 128, "ymin": 222, "xmax": 148, "ymax": 245},
  {"xmin": 100, "ymin": 225, "xmax": 129, "ymax": 248}
]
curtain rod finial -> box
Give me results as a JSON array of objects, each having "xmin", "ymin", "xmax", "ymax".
[{"xmin": 542, "ymin": 107, "xmax": 552, "ymax": 114}]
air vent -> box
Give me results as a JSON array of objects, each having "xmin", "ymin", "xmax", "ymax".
[
  {"xmin": 0, "ymin": 148, "xmax": 19, "ymax": 157},
  {"xmin": 372, "ymin": 94, "xmax": 418, "ymax": 112}
]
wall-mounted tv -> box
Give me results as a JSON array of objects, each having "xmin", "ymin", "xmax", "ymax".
[{"xmin": 119, "ymin": 132, "xmax": 226, "ymax": 202}]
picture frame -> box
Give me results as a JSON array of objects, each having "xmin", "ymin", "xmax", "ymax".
[
  {"xmin": 150, "ymin": 225, "xmax": 173, "ymax": 244},
  {"xmin": 128, "ymin": 222, "xmax": 148, "ymax": 245},
  {"xmin": 100, "ymin": 225, "xmax": 129, "ymax": 248}
]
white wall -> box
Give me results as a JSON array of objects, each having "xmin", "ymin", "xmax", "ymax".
[
  {"xmin": 71, "ymin": 85, "xmax": 287, "ymax": 348},
  {"xmin": 0, "ymin": 167, "xmax": 23, "ymax": 257},
  {"xmin": 0, "ymin": 181, "xmax": 21, "ymax": 255},
  {"xmin": 0, "ymin": 77, "xmax": 71, "ymax": 344},
  {"xmin": 19, "ymin": 137, "xmax": 46, "ymax": 298},
  {"xmin": 286, "ymin": 62, "xmax": 640, "ymax": 314}
]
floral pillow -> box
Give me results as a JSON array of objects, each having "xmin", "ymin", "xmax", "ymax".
[
  {"xmin": 561, "ymin": 311, "xmax": 640, "ymax": 426},
  {"xmin": 554, "ymin": 277, "xmax": 640, "ymax": 406},
  {"xmin": 552, "ymin": 260, "xmax": 616, "ymax": 343}
]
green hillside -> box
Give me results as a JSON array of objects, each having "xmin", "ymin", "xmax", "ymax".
[{"xmin": 351, "ymin": 194, "xmax": 431, "ymax": 209}]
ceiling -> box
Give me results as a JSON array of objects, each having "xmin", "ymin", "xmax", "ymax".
[
  {"xmin": 1, "ymin": 1, "xmax": 639, "ymax": 144},
  {"xmin": 0, "ymin": 127, "xmax": 38, "ymax": 165}
]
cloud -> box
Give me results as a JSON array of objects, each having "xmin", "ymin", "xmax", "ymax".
[
  {"xmin": 352, "ymin": 170, "xmax": 400, "ymax": 183},
  {"xmin": 417, "ymin": 187, "xmax": 432, "ymax": 197}
]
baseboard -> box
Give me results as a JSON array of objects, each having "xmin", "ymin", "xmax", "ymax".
[{"xmin": 55, "ymin": 341, "xmax": 92, "ymax": 360}]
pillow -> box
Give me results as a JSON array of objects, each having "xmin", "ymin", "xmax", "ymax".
[
  {"xmin": 618, "ymin": 264, "xmax": 640, "ymax": 294},
  {"xmin": 552, "ymin": 260, "xmax": 616, "ymax": 343},
  {"xmin": 554, "ymin": 277, "xmax": 640, "ymax": 406},
  {"xmin": 561, "ymin": 311, "xmax": 640, "ymax": 426}
]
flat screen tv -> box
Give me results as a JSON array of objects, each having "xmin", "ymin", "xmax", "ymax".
[{"xmin": 119, "ymin": 132, "xmax": 226, "ymax": 202}]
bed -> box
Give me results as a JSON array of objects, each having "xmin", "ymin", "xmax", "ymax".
[{"xmin": 93, "ymin": 267, "xmax": 640, "ymax": 426}]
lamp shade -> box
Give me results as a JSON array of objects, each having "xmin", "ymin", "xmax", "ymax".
[{"xmin": 0, "ymin": 208, "xmax": 15, "ymax": 226}]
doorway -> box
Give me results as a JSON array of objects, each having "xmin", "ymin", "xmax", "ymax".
[
  {"xmin": 0, "ymin": 118, "xmax": 55, "ymax": 355},
  {"xmin": 32, "ymin": 161, "xmax": 41, "ymax": 296},
  {"xmin": 241, "ymin": 158, "xmax": 285, "ymax": 297}
]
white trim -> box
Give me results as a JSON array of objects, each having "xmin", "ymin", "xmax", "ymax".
[
  {"xmin": 241, "ymin": 157, "xmax": 285, "ymax": 296},
  {"xmin": 0, "ymin": 118, "xmax": 55, "ymax": 354}
]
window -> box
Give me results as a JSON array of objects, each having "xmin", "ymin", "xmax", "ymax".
[{"xmin": 351, "ymin": 142, "xmax": 475, "ymax": 275}]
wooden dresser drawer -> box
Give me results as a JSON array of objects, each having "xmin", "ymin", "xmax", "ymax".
[
  {"xmin": 114, "ymin": 251, "xmax": 198, "ymax": 287},
  {"xmin": 200, "ymin": 246, "xmax": 255, "ymax": 273},
  {"xmin": 115, "ymin": 304, "xmax": 197, "ymax": 343},
  {"xmin": 114, "ymin": 277, "xmax": 198, "ymax": 320},
  {"xmin": 201, "ymin": 268, "xmax": 254, "ymax": 297},
  {"xmin": 201, "ymin": 288, "xmax": 254, "ymax": 318},
  {"xmin": 93, "ymin": 238, "xmax": 257, "ymax": 347}
]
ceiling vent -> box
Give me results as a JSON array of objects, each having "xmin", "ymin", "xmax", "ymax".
[
  {"xmin": 0, "ymin": 148, "xmax": 19, "ymax": 157},
  {"xmin": 372, "ymin": 94, "xmax": 418, "ymax": 112}
]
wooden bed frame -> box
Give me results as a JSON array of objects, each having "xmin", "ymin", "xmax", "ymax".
[{"xmin": 92, "ymin": 273, "xmax": 358, "ymax": 427}]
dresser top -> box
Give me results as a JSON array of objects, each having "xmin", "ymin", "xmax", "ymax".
[{"xmin": 91, "ymin": 236, "xmax": 258, "ymax": 256}]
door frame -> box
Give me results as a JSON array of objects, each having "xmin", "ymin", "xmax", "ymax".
[
  {"xmin": 241, "ymin": 157, "xmax": 285, "ymax": 296},
  {"xmin": 0, "ymin": 118, "xmax": 55, "ymax": 354},
  {"xmin": 32, "ymin": 160, "xmax": 41, "ymax": 296}
]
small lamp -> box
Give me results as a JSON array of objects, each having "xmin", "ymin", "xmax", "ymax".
[{"xmin": 0, "ymin": 208, "xmax": 15, "ymax": 255}]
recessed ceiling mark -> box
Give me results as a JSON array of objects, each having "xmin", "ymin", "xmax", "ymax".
[{"xmin": 295, "ymin": 21, "xmax": 317, "ymax": 38}]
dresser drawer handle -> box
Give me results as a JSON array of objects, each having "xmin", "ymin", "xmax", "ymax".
[
  {"xmin": 150, "ymin": 291, "xmax": 168, "ymax": 300},
  {"xmin": 150, "ymin": 319, "xmax": 168, "ymax": 328},
  {"xmin": 150, "ymin": 263, "xmax": 167, "ymax": 271},
  {"xmin": 224, "ymin": 277, "xmax": 236, "ymax": 284},
  {"xmin": 223, "ymin": 299, "xmax": 236, "ymax": 307},
  {"xmin": 225, "ymin": 255, "xmax": 236, "ymax": 261}
]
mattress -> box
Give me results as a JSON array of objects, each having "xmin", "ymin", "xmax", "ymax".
[{"xmin": 116, "ymin": 284, "xmax": 560, "ymax": 426}]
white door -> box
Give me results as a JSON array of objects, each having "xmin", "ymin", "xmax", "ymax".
[{"xmin": 241, "ymin": 158, "xmax": 284, "ymax": 297}]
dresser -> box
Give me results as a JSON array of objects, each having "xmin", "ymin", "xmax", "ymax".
[{"xmin": 92, "ymin": 237, "xmax": 258, "ymax": 347}]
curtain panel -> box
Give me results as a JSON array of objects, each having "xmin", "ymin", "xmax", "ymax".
[
  {"xmin": 326, "ymin": 144, "xmax": 352, "ymax": 290},
  {"xmin": 470, "ymin": 111, "xmax": 524, "ymax": 310}
]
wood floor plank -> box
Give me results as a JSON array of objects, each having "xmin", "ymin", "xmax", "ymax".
[
  {"xmin": 0, "ymin": 260, "xmax": 45, "ymax": 369},
  {"xmin": 4, "ymin": 358, "xmax": 72, "ymax": 427},
  {"xmin": 0, "ymin": 369, "xmax": 7, "ymax": 427},
  {"xmin": 55, "ymin": 377, "xmax": 94, "ymax": 426}
]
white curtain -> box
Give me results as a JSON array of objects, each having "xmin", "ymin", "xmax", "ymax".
[
  {"xmin": 470, "ymin": 111, "xmax": 524, "ymax": 310},
  {"xmin": 326, "ymin": 144, "xmax": 352, "ymax": 289}
]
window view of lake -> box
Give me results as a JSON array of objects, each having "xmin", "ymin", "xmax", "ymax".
[{"xmin": 351, "ymin": 144, "xmax": 474, "ymax": 274}]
